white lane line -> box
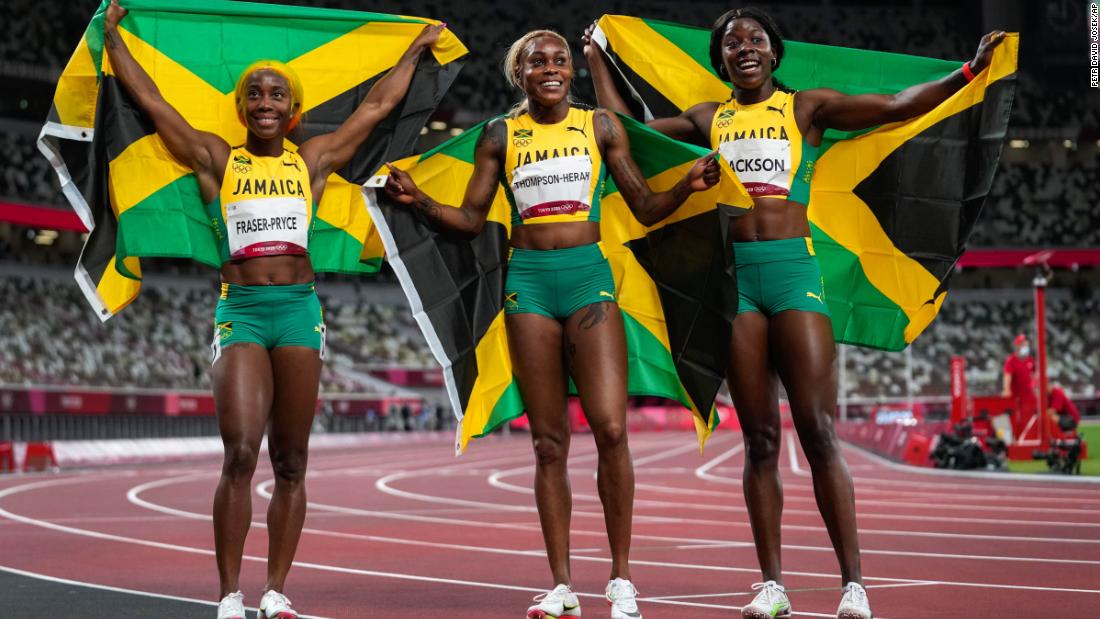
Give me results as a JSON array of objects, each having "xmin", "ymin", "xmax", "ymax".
[
  {"xmin": 643, "ymin": 581, "xmax": 942, "ymax": 602},
  {"xmin": 835, "ymin": 442, "xmax": 1100, "ymax": 492},
  {"xmin": 1, "ymin": 476, "xmax": 752, "ymax": 614},
  {"xmin": 10, "ymin": 443, "xmax": 1097, "ymax": 616},
  {"xmin": 840, "ymin": 439, "xmax": 1100, "ymax": 486},
  {"xmin": 324, "ymin": 441, "xmax": 1100, "ymax": 553},
  {"xmin": 485, "ymin": 437, "xmax": 1100, "ymax": 530},
  {"xmin": 782, "ymin": 434, "xmax": 1100, "ymax": 528},
  {"xmin": 633, "ymin": 477, "xmax": 1100, "ymax": 510},
  {"xmin": 129, "ymin": 446, "xmax": 1100, "ymax": 560},
  {"xmin": 0, "ymin": 565, "xmax": 332, "ymax": 619},
  {"xmin": 491, "ymin": 433, "xmax": 716, "ymax": 494},
  {"xmin": 258, "ymin": 456, "xmax": 1100, "ymax": 592},
  {"xmin": 695, "ymin": 442, "xmax": 747, "ymax": 482},
  {"xmin": 635, "ymin": 479, "xmax": 1100, "ymax": 516}
]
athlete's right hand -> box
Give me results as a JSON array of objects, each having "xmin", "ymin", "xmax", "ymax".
[
  {"xmin": 105, "ymin": 0, "xmax": 128, "ymax": 30},
  {"xmin": 383, "ymin": 163, "xmax": 421, "ymax": 206},
  {"xmin": 685, "ymin": 151, "xmax": 721, "ymax": 193},
  {"xmin": 581, "ymin": 20, "xmax": 600, "ymax": 59}
]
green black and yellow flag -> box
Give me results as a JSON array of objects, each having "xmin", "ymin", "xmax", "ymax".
[
  {"xmin": 38, "ymin": 0, "xmax": 466, "ymax": 319},
  {"xmin": 592, "ymin": 15, "xmax": 1018, "ymax": 350},
  {"xmin": 366, "ymin": 115, "xmax": 752, "ymax": 453}
]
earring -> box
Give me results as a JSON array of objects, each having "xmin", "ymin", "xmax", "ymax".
[{"xmin": 771, "ymin": 58, "xmax": 777, "ymax": 68}]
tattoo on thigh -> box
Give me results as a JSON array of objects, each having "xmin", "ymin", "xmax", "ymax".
[{"xmin": 579, "ymin": 303, "xmax": 608, "ymax": 330}]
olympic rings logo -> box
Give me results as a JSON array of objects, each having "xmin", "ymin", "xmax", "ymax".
[{"xmin": 513, "ymin": 138, "xmax": 532, "ymax": 147}]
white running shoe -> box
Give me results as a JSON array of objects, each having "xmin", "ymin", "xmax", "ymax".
[
  {"xmin": 836, "ymin": 582, "xmax": 873, "ymax": 619},
  {"xmin": 259, "ymin": 589, "xmax": 298, "ymax": 619},
  {"xmin": 606, "ymin": 578, "xmax": 642, "ymax": 619},
  {"xmin": 527, "ymin": 583, "xmax": 582, "ymax": 618},
  {"xmin": 742, "ymin": 581, "xmax": 791, "ymax": 619},
  {"xmin": 216, "ymin": 591, "xmax": 245, "ymax": 619}
]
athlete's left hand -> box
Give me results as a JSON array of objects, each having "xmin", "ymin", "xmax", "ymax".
[
  {"xmin": 685, "ymin": 151, "xmax": 720, "ymax": 193},
  {"xmin": 969, "ymin": 31, "xmax": 1006, "ymax": 74}
]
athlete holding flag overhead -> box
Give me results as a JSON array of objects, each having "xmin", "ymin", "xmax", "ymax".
[
  {"xmin": 584, "ymin": 8, "xmax": 1004, "ymax": 618},
  {"xmin": 102, "ymin": 1, "xmax": 443, "ymax": 617}
]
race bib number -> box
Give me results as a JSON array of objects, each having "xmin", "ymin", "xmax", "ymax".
[
  {"xmin": 226, "ymin": 197, "xmax": 309, "ymax": 259},
  {"xmin": 510, "ymin": 155, "xmax": 592, "ymax": 220},
  {"xmin": 718, "ymin": 138, "xmax": 791, "ymax": 197}
]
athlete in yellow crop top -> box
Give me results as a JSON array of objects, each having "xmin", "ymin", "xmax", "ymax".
[
  {"xmin": 103, "ymin": 2, "xmax": 444, "ymax": 615},
  {"xmin": 586, "ymin": 9, "xmax": 1005, "ymax": 618},
  {"xmin": 384, "ymin": 29, "xmax": 719, "ymax": 619}
]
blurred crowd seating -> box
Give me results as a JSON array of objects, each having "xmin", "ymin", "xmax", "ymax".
[
  {"xmin": 844, "ymin": 293, "xmax": 1099, "ymax": 399},
  {"xmin": 0, "ymin": 275, "xmax": 433, "ymax": 391}
]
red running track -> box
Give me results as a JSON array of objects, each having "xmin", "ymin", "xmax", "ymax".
[{"xmin": 1, "ymin": 431, "xmax": 1098, "ymax": 618}]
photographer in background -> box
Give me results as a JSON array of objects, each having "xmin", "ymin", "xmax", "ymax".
[{"xmin": 1047, "ymin": 381, "xmax": 1081, "ymax": 433}]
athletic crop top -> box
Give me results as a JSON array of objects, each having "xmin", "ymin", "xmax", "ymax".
[
  {"xmin": 709, "ymin": 89, "xmax": 818, "ymax": 205},
  {"xmin": 209, "ymin": 146, "xmax": 317, "ymax": 263},
  {"xmin": 502, "ymin": 106, "xmax": 605, "ymax": 226}
]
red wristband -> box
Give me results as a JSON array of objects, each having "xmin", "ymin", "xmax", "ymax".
[{"xmin": 961, "ymin": 61, "xmax": 976, "ymax": 82}]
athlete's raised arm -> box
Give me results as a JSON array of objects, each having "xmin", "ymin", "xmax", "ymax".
[
  {"xmin": 581, "ymin": 20, "xmax": 715, "ymax": 145},
  {"xmin": 299, "ymin": 24, "xmax": 445, "ymax": 185},
  {"xmin": 382, "ymin": 118, "xmax": 504, "ymax": 238},
  {"xmin": 103, "ymin": 0, "xmax": 229, "ymax": 200},
  {"xmin": 594, "ymin": 109, "xmax": 718, "ymax": 226},
  {"xmin": 803, "ymin": 31, "xmax": 1006, "ymax": 132}
]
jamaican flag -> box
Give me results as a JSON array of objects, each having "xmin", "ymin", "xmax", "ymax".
[
  {"xmin": 592, "ymin": 15, "xmax": 1017, "ymax": 350},
  {"xmin": 38, "ymin": 0, "xmax": 466, "ymax": 320},
  {"xmin": 366, "ymin": 115, "xmax": 752, "ymax": 453}
]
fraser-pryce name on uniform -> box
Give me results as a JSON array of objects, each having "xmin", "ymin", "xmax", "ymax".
[{"xmin": 235, "ymin": 216, "xmax": 300, "ymax": 235}]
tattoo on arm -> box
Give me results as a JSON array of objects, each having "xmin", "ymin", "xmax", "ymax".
[
  {"xmin": 578, "ymin": 302, "xmax": 609, "ymax": 330},
  {"xmin": 413, "ymin": 195, "xmax": 443, "ymax": 223},
  {"xmin": 614, "ymin": 155, "xmax": 647, "ymax": 196},
  {"xmin": 105, "ymin": 28, "xmax": 119, "ymax": 50},
  {"xmin": 476, "ymin": 121, "xmax": 504, "ymax": 151},
  {"xmin": 596, "ymin": 110, "xmax": 621, "ymax": 143}
]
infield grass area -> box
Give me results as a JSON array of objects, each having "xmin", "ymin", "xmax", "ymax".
[{"xmin": 1007, "ymin": 421, "xmax": 1099, "ymax": 476}]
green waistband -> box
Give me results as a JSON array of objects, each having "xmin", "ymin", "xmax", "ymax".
[
  {"xmin": 220, "ymin": 282, "xmax": 316, "ymax": 301},
  {"xmin": 732, "ymin": 237, "xmax": 814, "ymax": 265},
  {"xmin": 508, "ymin": 243, "xmax": 606, "ymax": 270}
]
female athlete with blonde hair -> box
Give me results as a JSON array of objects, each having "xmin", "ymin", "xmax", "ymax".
[
  {"xmin": 384, "ymin": 29, "xmax": 719, "ymax": 619},
  {"xmin": 102, "ymin": 1, "xmax": 443, "ymax": 616}
]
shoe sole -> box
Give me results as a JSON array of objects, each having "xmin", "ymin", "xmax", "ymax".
[
  {"xmin": 838, "ymin": 613, "xmax": 872, "ymax": 619},
  {"xmin": 527, "ymin": 612, "xmax": 581, "ymax": 619},
  {"xmin": 607, "ymin": 602, "xmax": 642, "ymax": 618},
  {"xmin": 260, "ymin": 613, "xmax": 298, "ymax": 619},
  {"xmin": 741, "ymin": 609, "xmax": 791, "ymax": 619}
]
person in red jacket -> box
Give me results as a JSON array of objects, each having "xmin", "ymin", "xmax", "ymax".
[
  {"xmin": 1048, "ymin": 382, "xmax": 1081, "ymax": 432},
  {"xmin": 1002, "ymin": 334, "xmax": 1037, "ymax": 428}
]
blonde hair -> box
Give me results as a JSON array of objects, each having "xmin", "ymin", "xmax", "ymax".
[
  {"xmin": 501, "ymin": 30, "xmax": 573, "ymax": 118},
  {"xmin": 234, "ymin": 60, "xmax": 304, "ymax": 131}
]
